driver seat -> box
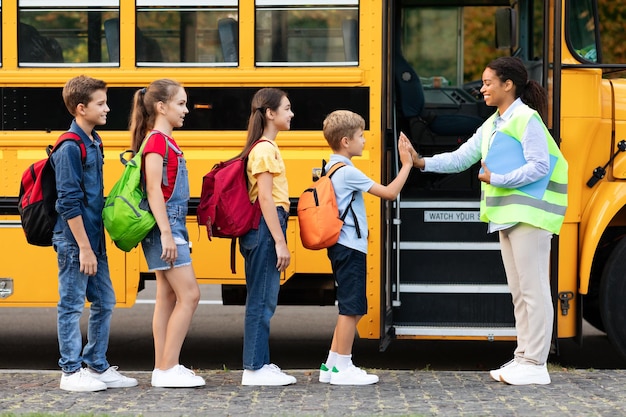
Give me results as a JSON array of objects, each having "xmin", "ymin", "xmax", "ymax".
[{"xmin": 395, "ymin": 54, "xmax": 483, "ymax": 153}]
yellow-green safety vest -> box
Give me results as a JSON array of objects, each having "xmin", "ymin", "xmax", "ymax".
[{"xmin": 480, "ymin": 105, "xmax": 568, "ymax": 234}]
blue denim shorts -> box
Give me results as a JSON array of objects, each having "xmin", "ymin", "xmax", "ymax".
[
  {"xmin": 327, "ymin": 243, "xmax": 367, "ymax": 316},
  {"xmin": 141, "ymin": 211, "xmax": 191, "ymax": 271}
]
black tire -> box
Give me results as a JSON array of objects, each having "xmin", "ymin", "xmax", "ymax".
[
  {"xmin": 583, "ymin": 272, "xmax": 605, "ymax": 332},
  {"xmin": 600, "ymin": 237, "xmax": 626, "ymax": 360}
]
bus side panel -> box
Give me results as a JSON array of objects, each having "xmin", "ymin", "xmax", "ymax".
[
  {"xmin": 0, "ymin": 226, "xmax": 60, "ymax": 305},
  {"xmin": 559, "ymin": 69, "xmax": 605, "ymax": 297},
  {"xmin": 0, "ymin": 226, "xmax": 132, "ymax": 306},
  {"xmin": 557, "ymin": 223, "xmax": 578, "ymax": 338}
]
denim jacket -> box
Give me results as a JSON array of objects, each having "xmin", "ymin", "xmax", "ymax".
[{"xmin": 51, "ymin": 120, "xmax": 106, "ymax": 255}]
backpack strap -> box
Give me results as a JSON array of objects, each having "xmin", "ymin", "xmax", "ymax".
[
  {"xmin": 49, "ymin": 131, "xmax": 104, "ymax": 163},
  {"xmin": 49, "ymin": 132, "xmax": 85, "ymax": 160},
  {"xmin": 227, "ymin": 139, "xmax": 271, "ymax": 275},
  {"xmin": 325, "ymin": 161, "xmax": 346, "ymax": 178},
  {"xmin": 161, "ymin": 138, "xmax": 182, "ymax": 187},
  {"xmin": 231, "ymin": 238, "xmax": 237, "ymax": 275},
  {"xmin": 340, "ymin": 192, "xmax": 361, "ymax": 238},
  {"xmin": 243, "ymin": 138, "xmax": 271, "ymax": 159},
  {"xmin": 325, "ymin": 161, "xmax": 362, "ymax": 239},
  {"xmin": 124, "ymin": 131, "xmax": 170, "ymax": 190},
  {"xmin": 48, "ymin": 131, "xmax": 101, "ymax": 207}
]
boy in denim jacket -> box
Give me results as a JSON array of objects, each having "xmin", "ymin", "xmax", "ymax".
[{"xmin": 52, "ymin": 75, "xmax": 137, "ymax": 392}]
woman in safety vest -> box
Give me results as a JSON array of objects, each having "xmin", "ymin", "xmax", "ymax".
[{"xmin": 408, "ymin": 56, "xmax": 568, "ymax": 385}]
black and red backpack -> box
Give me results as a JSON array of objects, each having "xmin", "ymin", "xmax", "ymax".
[{"xmin": 18, "ymin": 132, "xmax": 99, "ymax": 246}]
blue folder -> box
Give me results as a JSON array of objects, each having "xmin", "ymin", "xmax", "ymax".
[{"xmin": 483, "ymin": 131, "xmax": 556, "ymax": 199}]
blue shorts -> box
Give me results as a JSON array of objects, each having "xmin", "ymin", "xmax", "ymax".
[
  {"xmin": 327, "ymin": 243, "xmax": 367, "ymax": 316},
  {"xmin": 141, "ymin": 211, "xmax": 191, "ymax": 271}
]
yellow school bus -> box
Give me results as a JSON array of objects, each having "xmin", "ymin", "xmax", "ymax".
[{"xmin": 2, "ymin": 0, "xmax": 626, "ymax": 361}]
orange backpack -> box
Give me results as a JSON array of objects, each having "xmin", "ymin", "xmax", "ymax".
[{"xmin": 297, "ymin": 161, "xmax": 360, "ymax": 250}]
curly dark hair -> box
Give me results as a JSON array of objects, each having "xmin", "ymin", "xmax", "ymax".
[{"xmin": 487, "ymin": 56, "xmax": 547, "ymax": 121}]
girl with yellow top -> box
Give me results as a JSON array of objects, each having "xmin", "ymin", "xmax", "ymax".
[{"xmin": 238, "ymin": 88, "xmax": 297, "ymax": 386}]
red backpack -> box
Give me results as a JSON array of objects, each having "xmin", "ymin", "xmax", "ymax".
[
  {"xmin": 197, "ymin": 139, "xmax": 268, "ymax": 272},
  {"xmin": 18, "ymin": 132, "xmax": 98, "ymax": 246}
]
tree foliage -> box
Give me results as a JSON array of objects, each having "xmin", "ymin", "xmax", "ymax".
[{"xmin": 598, "ymin": 0, "xmax": 626, "ymax": 64}]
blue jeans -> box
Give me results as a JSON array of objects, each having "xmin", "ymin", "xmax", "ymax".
[
  {"xmin": 53, "ymin": 236, "xmax": 115, "ymax": 373},
  {"xmin": 239, "ymin": 207, "xmax": 288, "ymax": 370}
]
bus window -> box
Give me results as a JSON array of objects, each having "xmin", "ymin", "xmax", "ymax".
[
  {"xmin": 136, "ymin": 1, "xmax": 239, "ymax": 66},
  {"xmin": 591, "ymin": 0, "xmax": 626, "ymax": 65},
  {"xmin": 401, "ymin": 6, "xmax": 507, "ymax": 88},
  {"xmin": 401, "ymin": 8, "xmax": 459, "ymax": 87},
  {"xmin": 566, "ymin": 0, "xmax": 598, "ymax": 62},
  {"xmin": 18, "ymin": 0, "xmax": 119, "ymax": 66},
  {"xmin": 255, "ymin": 0, "xmax": 358, "ymax": 66}
]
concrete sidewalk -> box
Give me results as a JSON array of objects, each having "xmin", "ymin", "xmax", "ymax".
[{"xmin": 1, "ymin": 368, "xmax": 625, "ymax": 416}]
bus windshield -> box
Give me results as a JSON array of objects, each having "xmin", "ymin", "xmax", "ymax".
[{"xmin": 401, "ymin": 6, "xmax": 510, "ymax": 88}]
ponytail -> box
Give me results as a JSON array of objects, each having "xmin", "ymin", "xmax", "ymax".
[
  {"xmin": 129, "ymin": 88, "xmax": 149, "ymax": 152},
  {"xmin": 520, "ymin": 80, "xmax": 547, "ymax": 122},
  {"xmin": 236, "ymin": 88, "xmax": 287, "ymax": 159},
  {"xmin": 128, "ymin": 79, "xmax": 182, "ymax": 152}
]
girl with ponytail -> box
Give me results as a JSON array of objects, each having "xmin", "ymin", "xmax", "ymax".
[
  {"xmin": 130, "ymin": 79, "xmax": 205, "ymax": 388},
  {"xmin": 238, "ymin": 88, "xmax": 297, "ymax": 386}
]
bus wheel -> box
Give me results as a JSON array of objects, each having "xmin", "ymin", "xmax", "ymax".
[
  {"xmin": 583, "ymin": 277, "xmax": 605, "ymax": 332},
  {"xmin": 599, "ymin": 237, "xmax": 626, "ymax": 360}
]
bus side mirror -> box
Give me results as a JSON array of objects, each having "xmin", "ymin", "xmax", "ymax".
[{"xmin": 495, "ymin": 8, "xmax": 517, "ymax": 50}]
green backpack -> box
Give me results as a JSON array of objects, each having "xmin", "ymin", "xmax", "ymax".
[{"xmin": 103, "ymin": 132, "xmax": 166, "ymax": 252}]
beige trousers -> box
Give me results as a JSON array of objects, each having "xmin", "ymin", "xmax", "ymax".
[{"xmin": 499, "ymin": 223, "xmax": 554, "ymax": 365}]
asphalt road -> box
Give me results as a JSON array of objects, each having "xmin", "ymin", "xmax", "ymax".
[{"xmin": 1, "ymin": 282, "xmax": 625, "ymax": 372}]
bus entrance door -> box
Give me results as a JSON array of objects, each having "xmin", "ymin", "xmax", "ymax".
[{"xmin": 392, "ymin": 193, "xmax": 516, "ymax": 341}]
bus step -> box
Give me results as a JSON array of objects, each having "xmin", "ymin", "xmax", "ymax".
[
  {"xmin": 393, "ymin": 292, "xmax": 515, "ymax": 325},
  {"xmin": 399, "ymin": 241, "xmax": 499, "ymax": 250},
  {"xmin": 398, "ymin": 248, "xmax": 506, "ymax": 285},
  {"xmin": 399, "ymin": 200, "xmax": 490, "ymax": 243},
  {"xmin": 393, "ymin": 325, "xmax": 516, "ymax": 338},
  {"xmin": 398, "ymin": 283, "xmax": 509, "ymax": 294}
]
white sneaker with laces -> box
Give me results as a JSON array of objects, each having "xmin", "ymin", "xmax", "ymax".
[
  {"xmin": 489, "ymin": 359, "xmax": 518, "ymax": 382},
  {"xmin": 60, "ymin": 368, "xmax": 107, "ymax": 392},
  {"xmin": 499, "ymin": 362, "xmax": 551, "ymax": 385},
  {"xmin": 330, "ymin": 365, "xmax": 379, "ymax": 386},
  {"xmin": 319, "ymin": 363, "xmax": 332, "ymax": 383},
  {"xmin": 89, "ymin": 366, "xmax": 138, "ymax": 388},
  {"xmin": 241, "ymin": 364, "xmax": 297, "ymax": 386},
  {"xmin": 151, "ymin": 365, "xmax": 206, "ymax": 388}
]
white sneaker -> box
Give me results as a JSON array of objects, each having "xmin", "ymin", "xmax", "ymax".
[
  {"xmin": 319, "ymin": 363, "xmax": 332, "ymax": 383},
  {"xmin": 241, "ymin": 364, "xmax": 297, "ymax": 386},
  {"xmin": 489, "ymin": 359, "xmax": 518, "ymax": 382},
  {"xmin": 89, "ymin": 366, "xmax": 138, "ymax": 388},
  {"xmin": 151, "ymin": 368, "xmax": 160, "ymax": 386},
  {"xmin": 330, "ymin": 365, "xmax": 379, "ymax": 386},
  {"xmin": 151, "ymin": 365, "xmax": 206, "ymax": 388},
  {"xmin": 500, "ymin": 362, "xmax": 551, "ymax": 385},
  {"xmin": 60, "ymin": 368, "xmax": 107, "ymax": 392}
]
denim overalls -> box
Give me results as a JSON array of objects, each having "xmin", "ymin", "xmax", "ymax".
[{"xmin": 141, "ymin": 140, "xmax": 191, "ymax": 270}]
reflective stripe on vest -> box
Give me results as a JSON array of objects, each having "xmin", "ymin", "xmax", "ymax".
[{"xmin": 479, "ymin": 105, "xmax": 568, "ymax": 234}]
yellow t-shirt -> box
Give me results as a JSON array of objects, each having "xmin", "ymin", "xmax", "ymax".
[{"xmin": 246, "ymin": 139, "xmax": 289, "ymax": 212}]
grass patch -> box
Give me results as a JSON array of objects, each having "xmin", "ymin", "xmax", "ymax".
[{"xmin": 548, "ymin": 362, "xmax": 578, "ymax": 372}]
